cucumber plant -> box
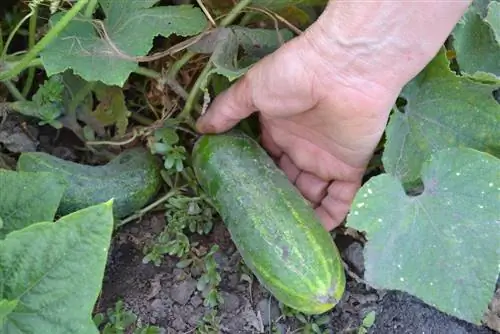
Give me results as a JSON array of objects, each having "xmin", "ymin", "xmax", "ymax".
[{"xmin": 0, "ymin": 0, "xmax": 498, "ymax": 332}]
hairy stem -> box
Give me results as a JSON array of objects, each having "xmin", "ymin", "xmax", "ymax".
[
  {"xmin": 0, "ymin": 0, "xmax": 90, "ymax": 81},
  {"xmin": 220, "ymin": 0, "xmax": 253, "ymax": 27},
  {"xmin": 118, "ymin": 190, "xmax": 179, "ymax": 228},
  {"xmin": 21, "ymin": 6, "xmax": 39, "ymax": 97},
  {"xmin": 2, "ymin": 80, "xmax": 26, "ymax": 101},
  {"xmin": 177, "ymin": 0, "xmax": 252, "ymax": 127},
  {"xmin": 84, "ymin": 0, "xmax": 99, "ymax": 17},
  {"xmin": 167, "ymin": 51, "xmax": 196, "ymax": 79}
]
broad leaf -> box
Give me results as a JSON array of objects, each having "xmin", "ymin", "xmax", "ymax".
[
  {"xmin": 0, "ymin": 201, "xmax": 114, "ymax": 333},
  {"xmin": 486, "ymin": 1, "xmax": 500, "ymax": 41},
  {"xmin": 346, "ymin": 147, "xmax": 500, "ymax": 324},
  {"xmin": 452, "ymin": 1, "xmax": 500, "ymax": 77},
  {"xmin": 382, "ymin": 49, "xmax": 500, "ymax": 185},
  {"xmin": 40, "ymin": 2, "xmax": 207, "ymax": 86},
  {"xmin": 0, "ymin": 170, "xmax": 67, "ymax": 239}
]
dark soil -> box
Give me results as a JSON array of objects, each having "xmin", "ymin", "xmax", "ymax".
[{"xmin": 95, "ymin": 212, "xmax": 500, "ymax": 334}]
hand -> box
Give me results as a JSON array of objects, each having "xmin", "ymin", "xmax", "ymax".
[{"xmin": 195, "ymin": 1, "xmax": 471, "ymax": 230}]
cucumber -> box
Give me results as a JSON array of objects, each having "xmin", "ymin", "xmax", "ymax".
[
  {"xmin": 192, "ymin": 130, "xmax": 345, "ymax": 314},
  {"xmin": 17, "ymin": 147, "xmax": 162, "ymax": 219}
]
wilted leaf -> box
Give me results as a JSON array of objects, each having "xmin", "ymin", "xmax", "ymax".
[
  {"xmin": 0, "ymin": 170, "xmax": 67, "ymax": 239},
  {"xmin": 92, "ymin": 83, "xmax": 131, "ymax": 136},
  {"xmin": 382, "ymin": 49, "xmax": 500, "ymax": 185},
  {"xmin": 40, "ymin": 2, "xmax": 207, "ymax": 86},
  {"xmin": 0, "ymin": 201, "xmax": 114, "ymax": 333},
  {"xmin": 346, "ymin": 147, "xmax": 500, "ymax": 324}
]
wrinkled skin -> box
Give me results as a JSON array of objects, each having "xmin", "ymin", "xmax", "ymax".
[{"xmin": 196, "ymin": 0, "xmax": 472, "ymax": 230}]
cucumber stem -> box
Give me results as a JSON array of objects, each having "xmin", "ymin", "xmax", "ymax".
[
  {"xmin": 118, "ymin": 189, "xmax": 180, "ymax": 228},
  {"xmin": 21, "ymin": 6, "xmax": 39, "ymax": 97},
  {"xmin": 177, "ymin": 0, "xmax": 253, "ymax": 126},
  {"xmin": 0, "ymin": 0, "xmax": 90, "ymax": 81}
]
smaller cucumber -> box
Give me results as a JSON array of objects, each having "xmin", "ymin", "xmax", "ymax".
[{"xmin": 17, "ymin": 147, "xmax": 162, "ymax": 219}]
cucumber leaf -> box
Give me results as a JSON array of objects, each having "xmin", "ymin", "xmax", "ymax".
[
  {"xmin": 0, "ymin": 201, "xmax": 114, "ymax": 333},
  {"xmin": 40, "ymin": 1, "xmax": 207, "ymax": 86},
  {"xmin": 452, "ymin": 0, "xmax": 500, "ymax": 78},
  {"xmin": 0, "ymin": 170, "xmax": 67, "ymax": 239},
  {"xmin": 346, "ymin": 147, "xmax": 500, "ymax": 324},
  {"xmin": 485, "ymin": 1, "xmax": 500, "ymax": 41},
  {"xmin": 382, "ymin": 49, "xmax": 500, "ymax": 185}
]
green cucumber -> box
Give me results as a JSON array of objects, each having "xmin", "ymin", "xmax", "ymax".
[
  {"xmin": 192, "ymin": 130, "xmax": 345, "ymax": 314},
  {"xmin": 17, "ymin": 147, "xmax": 162, "ymax": 219}
]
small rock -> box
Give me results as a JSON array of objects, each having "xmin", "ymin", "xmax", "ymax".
[
  {"xmin": 170, "ymin": 279, "xmax": 197, "ymax": 305},
  {"xmin": 220, "ymin": 291, "xmax": 240, "ymax": 312},
  {"xmin": 171, "ymin": 317, "xmax": 187, "ymax": 331},
  {"xmin": 190, "ymin": 295, "xmax": 203, "ymax": 308},
  {"xmin": 190, "ymin": 264, "xmax": 203, "ymax": 278},
  {"xmin": 172, "ymin": 268, "xmax": 187, "ymax": 281},
  {"xmin": 342, "ymin": 242, "xmax": 364, "ymax": 274},
  {"xmin": 256, "ymin": 298, "xmax": 280, "ymax": 326},
  {"xmin": 213, "ymin": 250, "xmax": 229, "ymax": 269},
  {"xmin": 150, "ymin": 299, "xmax": 166, "ymax": 313},
  {"xmin": 227, "ymin": 273, "xmax": 240, "ymax": 288}
]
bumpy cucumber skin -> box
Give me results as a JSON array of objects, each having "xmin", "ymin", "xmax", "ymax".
[
  {"xmin": 192, "ymin": 130, "xmax": 346, "ymax": 314},
  {"xmin": 17, "ymin": 147, "xmax": 162, "ymax": 219}
]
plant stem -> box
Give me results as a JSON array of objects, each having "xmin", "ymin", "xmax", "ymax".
[
  {"xmin": 220, "ymin": 0, "xmax": 252, "ymax": 27},
  {"xmin": 84, "ymin": 0, "xmax": 99, "ymax": 17},
  {"xmin": 176, "ymin": 0, "xmax": 252, "ymax": 126},
  {"xmin": 21, "ymin": 6, "xmax": 39, "ymax": 97},
  {"xmin": 133, "ymin": 66, "xmax": 161, "ymax": 79},
  {"xmin": 118, "ymin": 190, "xmax": 179, "ymax": 228},
  {"xmin": 167, "ymin": 51, "xmax": 196, "ymax": 79},
  {"xmin": 0, "ymin": 0, "xmax": 90, "ymax": 81},
  {"xmin": 0, "ymin": 11, "xmax": 33, "ymax": 59},
  {"xmin": 0, "ymin": 25, "xmax": 4, "ymax": 56},
  {"xmin": 178, "ymin": 61, "xmax": 213, "ymax": 121},
  {"xmin": 2, "ymin": 80, "xmax": 26, "ymax": 101}
]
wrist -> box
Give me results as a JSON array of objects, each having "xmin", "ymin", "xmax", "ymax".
[{"xmin": 302, "ymin": 0, "xmax": 472, "ymax": 94}]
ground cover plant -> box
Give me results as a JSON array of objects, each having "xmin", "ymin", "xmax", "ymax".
[{"xmin": 0, "ymin": 0, "xmax": 499, "ymax": 333}]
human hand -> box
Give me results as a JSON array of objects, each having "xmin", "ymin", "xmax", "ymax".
[{"xmin": 195, "ymin": 1, "xmax": 471, "ymax": 230}]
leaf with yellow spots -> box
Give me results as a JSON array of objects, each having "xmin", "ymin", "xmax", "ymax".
[
  {"xmin": 92, "ymin": 84, "xmax": 131, "ymax": 136},
  {"xmin": 382, "ymin": 48, "xmax": 500, "ymax": 185},
  {"xmin": 346, "ymin": 147, "xmax": 500, "ymax": 325}
]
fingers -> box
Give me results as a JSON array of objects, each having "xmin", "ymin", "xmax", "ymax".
[
  {"xmin": 295, "ymin": 172, "xmax": 329, "ymax": 204},
  {"xmin": 315, "ymin": 180, "xmax": 361, "ymax": 230},
  {"xmin": 196, "ymin": 73, "xmax": 257, "ymax": 133}
]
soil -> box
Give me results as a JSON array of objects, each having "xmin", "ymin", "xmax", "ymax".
[
  {"xmin": 95, "ymin": 211, "xmax": 500, "ymax": 334},
  {"xmin": 1, "ymin": 110, "xmax": 498, "ymax": 334}
]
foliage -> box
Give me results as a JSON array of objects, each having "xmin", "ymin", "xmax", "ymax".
[
  {"xmin": 346, "ymin": 1, "xmax": 500, "ymax": 325},
  {"xmin": 0, "ymin": 170, "xmax": 114, "ymax": 333},
  {"xmin": 357, "ymin": 311, "xmax": 376, "ymax": 334},
  {"xmin": 93, "ymin": 300, "xmax": 162, "ymax": 334},
  {"xmin": 0, "ymin": 0, "xmax": 498, "ymax": 331},
  {"xmin": 196, "ymin": 245, "xmax": 223, "ymax": 308},
  {"xmin": 194, "ymin": 309, "xmax": 221, "ymax": 334}
]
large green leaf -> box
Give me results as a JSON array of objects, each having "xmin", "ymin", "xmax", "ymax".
[
  {"xmin": 452, "ymin": 0, "xmax": 500, "ymax": 77},
  {"xmin": 40, "ymin": 1, "xmax": 207, "ymax": 86},
  {"xmin": 0, "ymin": 201, "xmax": 114, "ymax": 333},
  {"xmin": 382, "ymin": 49, "xmax": 500, "ymax": 185},
  {"xmin": 486, "ymin": 1, "xmax": 500, "ymax": 40},
  {"xmin": 346, "ymin": 147, "xmax": 500, "ymax": 324},
  {"xmin": 0, "ymin": 170, "xmax": 67, "ymax": 239}
]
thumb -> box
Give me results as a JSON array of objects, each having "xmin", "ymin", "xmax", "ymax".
[{"xmin": 196, "ymin": 70, "xmax": 257, "ymax": 134}]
